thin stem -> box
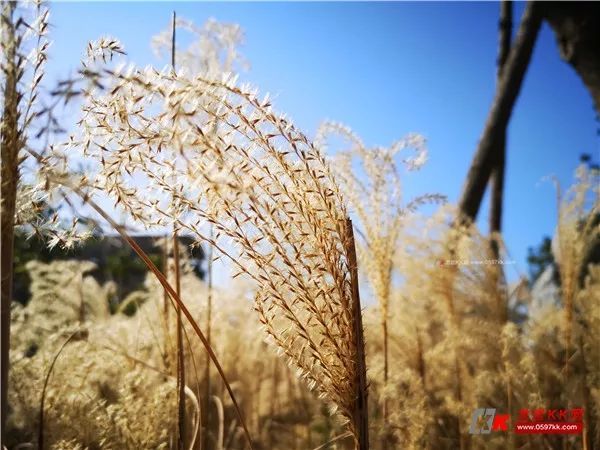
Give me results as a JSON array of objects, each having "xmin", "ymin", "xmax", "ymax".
[
  {"xmin": 174, "ymin": 230, "xmax": 186, "ymax": 449},
  {"xmin": 170, "ymin": 12, "xmax": 186, "ymax": 449},
  {"xmin": 203, "ymin": 224, "xmax": 213, "ymax": 450},
  {"xmin": 164, "ymin": 237, "xmax": 170, "ymax": 319},
  {"xmin": 38, "ymin": 331, "xmax": 81, "ymax": 450},
  {"xmin": 312, "ymin": 432, "xmax": 353, "ymax": 450},
  {"xmin": 382, "ymin": 317, "xmax": 389, "ymax": 450}
]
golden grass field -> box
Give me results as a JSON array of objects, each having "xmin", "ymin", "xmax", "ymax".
[{"xmin": 1, "ymin": 3, "xmax": 599, "ymax": 450}]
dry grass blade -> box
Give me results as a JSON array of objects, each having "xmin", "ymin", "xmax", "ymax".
[
  {"xmin": 213, "ymin": 395, "xmax": 224, "ymax": 450},
  {"xmin": 312, "ymin": 432, "xmax": 353, "ymax": 450},
  {"xmin": 38, "ymin": 330, "xmax": 82, "ymax": 450}
]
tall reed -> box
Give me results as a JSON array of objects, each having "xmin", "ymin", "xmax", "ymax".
[
  {"xmin": 317, "ymin": 120, "xmax": 444, "ymax": 447},
  {"xmin": 1, "ymin": 3, "xmax": 49, "ymax": 443},
  {"xmin": 1, "ymin": 5, "xmax": 21, "ymax": 437},
  {"xmin": 45, "ymin": 53, "xmax": 373, "ymax": 445}
]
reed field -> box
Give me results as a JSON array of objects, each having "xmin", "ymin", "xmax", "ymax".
[{"xmin": 1, "ymin": 2, "xmax": 599, "ymax": 450}]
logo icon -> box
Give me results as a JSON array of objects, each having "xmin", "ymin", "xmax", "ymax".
[{"xmin": 469, "ymin": 408, "xmax": 510, "ymax": 434}]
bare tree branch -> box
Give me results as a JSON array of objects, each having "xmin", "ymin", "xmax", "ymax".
[
  {"xmin": 489, "ymin": 0, "xmax": 513, "ymax": 248},
  {"xmin": 458, "ymin": 1, "xmax": 542, "ymax": 223}
]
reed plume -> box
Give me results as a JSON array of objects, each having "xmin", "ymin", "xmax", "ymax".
[
  {"xmin": 550, "ymin": 165, "xmax": 599, "ymax": 374},
  {"xmin": 316, "ymin": 120, "xmax": 445, "ymax": 445},
  {"xmin": 47, "ymin": 56, "xmax": 371, "ymax": 446}
]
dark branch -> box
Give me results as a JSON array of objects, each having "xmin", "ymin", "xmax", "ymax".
[
  {"xmin": 458, "ymin": 1, "xmax": 541, "ymax": 223},
  {"xmin": 489, "ymin": 0, "xmax": 513, "ymax": 249}
]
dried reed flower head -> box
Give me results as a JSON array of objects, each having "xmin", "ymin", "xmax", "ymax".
[
  {"xmin": 1, "ymin": 0, "xmax": 50, "ymax": 205},
  {"xmin": 84, "ymin": 37, "xmax": 125, "ymax": 65},
  {"xmin": 315, "ymin": 120, "xmax": 446, "ymax": 322},
  {"xmin": 36, "ymin": 40, "xmax": 370, "ymax": 441},
  {"xmin": 1, "ymin": 1, "xmax": 99, "ymax": 250},
  {"xmin": 551, "ymin": 164, "xmax": 599, "ymax": 345}
]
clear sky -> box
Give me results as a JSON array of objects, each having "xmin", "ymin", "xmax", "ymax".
[{"xmin": 45, "ymin": 1, "xmax": 599, "ymax": 282}]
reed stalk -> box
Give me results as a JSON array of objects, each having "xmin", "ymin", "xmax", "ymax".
[
  {"xmin": 346, "ymin": 218, "xmax": 369, "ymax": 450},
  {"xmin": 0, "ymin": 3, "xmax": 20, "ymax": 441},
  {"xmin": 203, "ymin": 224, "xmax": 213, "ymax": 450},
  {"xmin": 174, "ymin": 230, "xmax": 186, "ymax": 449}
]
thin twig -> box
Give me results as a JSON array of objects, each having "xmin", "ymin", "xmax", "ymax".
[{"xmin": 38, "ymin": 331, "xmax": 81, "ymax": 450}]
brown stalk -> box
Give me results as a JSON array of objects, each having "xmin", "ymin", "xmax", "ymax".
[
  {"xmin": 182, "ymin": 312, "xmax": 204, "ymax": 450},
  {"xmin": 0, "ymin": 2, "xmax": 20, "ymax": 444},
  {"xmin": 170, "ymin": 13, "xmax": 187, "ymax": 449},
  {"xmin": 162, "ymin": 235, "xmax": 172, "ymax": 371},
  {"xmin": 203, "ymin": 224, "xmax": 213, "ymax": 450},
  {"xmin": 163, "ymin": 236, "xmax": 170, "ymax": 319},
  {"xmin": 345, "ymin": 218, "xmax": 369, "ymax": 450},
  {"xmin": 174, "ymin": 230, "xmax": 186, "ymax": 449},
  {"xmin": 382, "ymin": 303, "xmax": 389, "ymax": 450}
]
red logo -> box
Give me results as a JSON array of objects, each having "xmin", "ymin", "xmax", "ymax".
[{"xmin": 470, "ymin": 407, "xmax": 584, "ymax": 435}]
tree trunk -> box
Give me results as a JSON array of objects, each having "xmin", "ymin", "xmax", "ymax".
[{"xmin": 541, "ymin": 2, "xmax": 600, "ymax": 114}]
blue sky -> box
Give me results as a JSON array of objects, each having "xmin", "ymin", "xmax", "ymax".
[{"xmin": 45, "ymin": 1, "xmax": 599, "ymax": 281}]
